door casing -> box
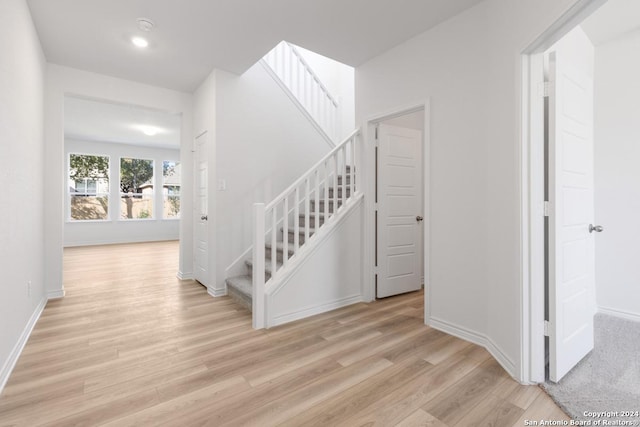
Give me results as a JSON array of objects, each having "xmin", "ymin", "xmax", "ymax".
[
  {"xmin": 519, "ymin": 0, "xmax": 606, "ymax": 384},
  {"xmin": 363, "ymin": 100, "xmax": 431, "ymax": 322}
]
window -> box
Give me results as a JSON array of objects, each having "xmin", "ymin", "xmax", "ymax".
[
  {"xmin": 68, "ymin": 154, "xmax": 110, "ymax": 221},
  {"xmin": 163, "ymin": 160, "xmax": 181, "ymax": 219},
  {"xmin": 120, "ymin": 157, "xmax": 154, "ymax": 219}
]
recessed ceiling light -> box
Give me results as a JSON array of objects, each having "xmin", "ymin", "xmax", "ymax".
[{"xmin": 131, "ymin": 36, "xmax": 149, "ymax": 48}]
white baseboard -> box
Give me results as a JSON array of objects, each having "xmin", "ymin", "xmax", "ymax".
[
  {"xmin": 598, "ymin": 306, "xmax": 640, "ymax": 322},
  {"xmin": 47, "ymin": 289, "xmax": 65, "ymax": 299},
  {"xmin": 208, "ymin": 286, "xmax": 227, "ymax": 298},
  {"xmin": 0, "ymin": 298, "xmax": 47, "ymax": 393},
  {"xmin": 429, "ymin": 316, "xmax": 517, "ymax": 381},
  {"xmin": 177, "ymin": 271, "xmax": 194, "ymax": 280},
  {"xmin": 270, "ymin": 295, "xmax": 363, "ymax": 328},
  {"xmin": 64, "ymin": 237, "xmax": 179, "ymax": 247}
]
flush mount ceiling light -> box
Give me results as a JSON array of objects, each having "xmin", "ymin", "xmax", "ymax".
[
  {"xmin": 137, "ymin": 125, "xmax": 160, "ymax": 136},
  {"xmin": 139, "ymin": 125, "xmax": 159, "ymax": 136},
  {"xmin": 131, "ymin": 36, "xmax": 149, "ymax": 48}
]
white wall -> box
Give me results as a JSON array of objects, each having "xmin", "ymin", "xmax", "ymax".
[
  {"xmin": 0, "ymin": 0, "xmax": 46, "ymax": 391},
  {"xmin": 356, "ymin": 0, "xmax": 582, "ymax": 380},
  {"xmin": 44, "ymin": 65, "xmax": 194, "ymax": 294},
  {"xmin": 63, "ymin": 139, "xmax": 180, "ymax": 246},
  {"xmin": 268, "ymin": 198, "xmax": 364, "ymax": 326},
  {"xmin": 296, "ymin": 45, "xmax": 355, "ymax": 140},
  {"xmin": 594, "ymin": 29, "xmax": 640, "ymax": 320},
  {"xmin": 210, "ymin": 63, "xmax": 334, "ymax": 294}
]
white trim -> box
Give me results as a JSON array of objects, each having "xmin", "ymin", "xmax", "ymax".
[
  {"xmin": 520, "ymin": 0, "xmax": 606, "ymax": 385},
  {"xmin": 207, "ymin": 286, "xmax": 227, "ymax": 298},
  {"xmin": 429, "ymin": 317, "xmax": 519, "ymax": 382},
  {"xmin": 64, "ymin": 236, "xmax": 179, "ymax": 247},
  {"xmin": 259, "ymin": 59, "xmax": 335, "ymax": 148},
  {"xmin": 0, "ymin": 298, "xmax": 47, "ymax": 393},
  {"xmin": 177, "ymin": 270, "xmax": 193, "ymax": 280},
  {"xmin": 47, "ymin": 290, "xmax": 65, "ymax": 299},
  {"xmin": 362, "ymin": 100, "xmax": 431, "ymax": 322},
  {"xmin": 598, "ymin": 306, "xmax": 640, "ymax": 322},
  {"xmin": 270, "ymin": 295, "xmax": 363, "ymax": 327},
  {"xmin": 520, "ymin": 51, "xmax": 547, "ymax": 385}
]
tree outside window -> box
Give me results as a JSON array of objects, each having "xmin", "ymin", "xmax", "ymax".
[
  {"xmin": 68, "ymin": 154, "xmax": 110, "ymax": 220},
  {"xmin": 120, "ymin": 157, "xmax": 154, "ymax": 219},
  {"xmin": 163, "ymin": 160, "xmax": 181, "ymax": 218}
]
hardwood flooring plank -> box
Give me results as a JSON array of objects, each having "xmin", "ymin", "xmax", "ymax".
[
  {"xmin": 395, "ymin": 409, "xmax": 449, "ymax": 427},
  {"xmin": 280, "ymin": 357, "xmax": 435, "ymax": 427},
  {"xmin": 452, "ymin": 394, "xmax": 524, "ymax": 427},
  {"xmin": 217, "ymin": 357, "xmax": 394, "ymax": 427},
  {"xmin": 421, "ymin": 358, "xmax": 511, "ymax": 426},
  {"xmin": 0, "ymin": 242, "xmax": 570, "ymax": 426},
  {"xmin": 336, "ymin": 346, "xmax": 492, "ymax": 427}
]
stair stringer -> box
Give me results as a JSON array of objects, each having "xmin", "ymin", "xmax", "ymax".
[{"xmin": 261, "ymin": 193, "xmax": 364, "ymax": 328}]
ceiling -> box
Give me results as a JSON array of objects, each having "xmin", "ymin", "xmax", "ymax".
[
  {"xmin": 64, "ymin": 96, "xmax": 181, "ymax": 149},
  {"xmin": 26, "ymin": 0, "xmax": 483, "ymax": 92},
  {"xmin": 582, "ymin": 0, "xmax": 640, "ymax": 45}
]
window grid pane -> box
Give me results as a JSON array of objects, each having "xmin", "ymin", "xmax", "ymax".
[
  {"xmin": 68, "ymin": 154, "xmax": 110, "ymax": 221},
  {"xmin": 163, "ymin": 160, "xmax": 181, "ymax": 219},
  {"xmin": 120, "ymin": 157, "xmax": 154, "ymax": 219}
]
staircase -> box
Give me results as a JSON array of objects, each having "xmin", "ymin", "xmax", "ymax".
[
  {"xmin": 223, "ymin": 41, "xmax": 359, "ymax": 329},
  {"xmin": 225, "ymin": 130, "xmax": 360, "ymax": 328}
]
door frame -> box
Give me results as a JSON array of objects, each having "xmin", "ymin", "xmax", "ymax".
[
  {"xmin": 193, "ymin": 129, "xmax": 219, "ymax": 296},
  {"xmin": 520, "ymin": 0, "xmax": 606, "ymax": 383},
  {"xmin": 362, "ymin": 99, "xmax": 431, "ymax": 322}
]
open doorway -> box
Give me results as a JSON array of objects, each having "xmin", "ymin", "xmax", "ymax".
[
  {"xmin": 523, "ymin": 0, "xmax": 640, "ymax": 419},
  {"xmin": 63, "ymin": 95, "xmax": 183, "ymax": 289},
  {"xmin": 367, "ymin": 104, "xmax": 430, "ymax": 317}
]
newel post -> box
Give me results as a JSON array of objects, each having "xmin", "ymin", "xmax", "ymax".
[{"xmin": 253, "ymin": 203, "xmax": 266, "ymax": 329}]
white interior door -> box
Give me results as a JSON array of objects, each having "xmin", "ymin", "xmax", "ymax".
[
  {"xmin": 377, "ymin": 123, "xmax": 423, "ymax": 298},
  {"xmin": 194, "ymin": 132, "xmax": 209, "ymax": 287},
  {"xmin": 548, "ymin": 48, "xmax": 597, "ymax": 382}
]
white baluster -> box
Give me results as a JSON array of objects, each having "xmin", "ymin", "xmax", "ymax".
[
  {"xmin": 282, "ymin": 196, "xmax": 288, "ymax": 267},
  {"xmin": 304, "ymin": 178, "xmax": 310, "ymax": 243},
  {"xmin": 314, "ymin": 169, "xmax": 320, "ymax": 230},
  {"xmin": 342, "ymin": 145, "xmax": 347, "ymax": 206},
  {"xmin": 252, "ymin": 203, "xmax": 265, "ymax": 329},
  {"xmin": 271, "ymin": 205, "xmax": 277, "ymax": 278},
  {"xmin": 283, "ymin": 42, "xmax": 288, "ymax": 80},
  {"xmin": 323, "ymin": 160, "xmax": 329, "ymax": 219},
  {"xmin": 294, "ymin": 186, "xmax": 300, "ymax": 252},
  {"xmin": 333, "ymin": 154, "xmax": 338, "ymax": 214},
  {"xmin": 350, "ymin": 137, "xmax": 356, "ymax": 195}
]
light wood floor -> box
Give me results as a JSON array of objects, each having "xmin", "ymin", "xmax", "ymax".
[{"xmin": 0, "ymin": 241, "xmax": 569, "ymax": 426}]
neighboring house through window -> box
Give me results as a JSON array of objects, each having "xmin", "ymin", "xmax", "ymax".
[
  {"xmin": 120, "ymin": 157, "xmax": 154, "ymax": 219},
  {"xmin": 68, "ymin": 154, "xmax": 110, "ymax": 221},
  {"xmin": 163, "ymin": 160, "xmax": 181, "ymax": 219}
]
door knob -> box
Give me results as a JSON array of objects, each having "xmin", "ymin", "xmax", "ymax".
[
  {"xmin": 201, "ymin": 215, "xmax": 208, "ymax": 221},
  {"xmin": 589, "ymin": 224, "xmax": 603, "ymax": 233},
  {"xmin": 416, "ymin": 216, "xmax": 424, "ymax": 222}
]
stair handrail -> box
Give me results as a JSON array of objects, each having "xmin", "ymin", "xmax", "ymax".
[
  {"xmin": 265, "ymin": 128, "xmax": 359, "ymax": 212},
  {"xmin": 287, "ymin": 43, "xmax": 339, "ymax": 109},
  {"xmin": 263, "ymin": 41, "xmax": 341, "ymax": 142},
  {"xmin": 252, "ymin": 128, "xmax": 360, "ymax": 328}
]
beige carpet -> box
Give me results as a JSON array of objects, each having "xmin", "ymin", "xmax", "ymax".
[{"xmin": 542, "ymin": 314, "xmax": 640, "ymax": 423}]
